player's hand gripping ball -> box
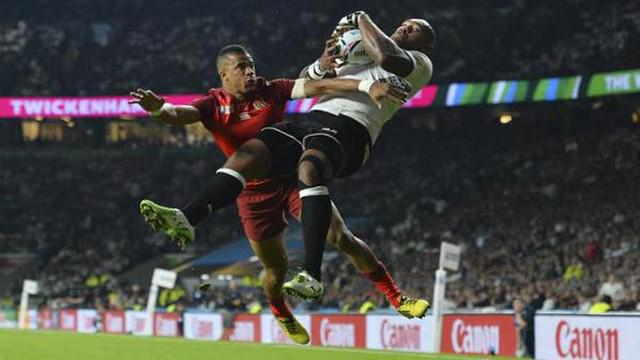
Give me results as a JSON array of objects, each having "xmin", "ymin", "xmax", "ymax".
[
  {"xmin": 336, "ymin": 10, "xmax": 366, "ymax": 31},
  {"xmin": 334, "ymin": 29, "xmax": 372, "ymax": 65}
]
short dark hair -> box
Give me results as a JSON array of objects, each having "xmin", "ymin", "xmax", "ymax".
[
  {"xmin": 216, "ymin": 44, "xmax": 250, "ymax": 72},
  {"xmin": 217, "ymin": 44, "xmax": 249, "ymax": 60}
]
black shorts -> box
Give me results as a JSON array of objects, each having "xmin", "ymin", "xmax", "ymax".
[{"xmin": 257, "ymin": 111, "xmax": 372, "ymax": 179}]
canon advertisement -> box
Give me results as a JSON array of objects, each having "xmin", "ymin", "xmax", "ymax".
[
  {"xmin": 260, "ymin": 314, "xmax": 311, "ymax": 345},
  {"xmin": 59, "ymin": 309, "xmax": 77, "ymax": 331},
  {"xmin": 365, "ymin": 315, "xmax": 433, "ymax": 352},
  {"xmin": 536, "ymin": 313, "xmax": 640, "ymax": 360},
  {"xmin": 38, "ymin": 309, "xmax": 55, "ymax": 330},
  {"xmin": 183, "ymin": 313, "xmax": 224, "ymax": 341},
  {"xmin": 440, "ymin": 314, "xmax": 518, "ymax": 356},
  {"xmin": 311, "ymin": 314, "xmax": 367, "ymax": 348},
  {"xmin": 154, "ymin": 313, "xmax": 180, "ymax": 337},
  {"xmin": 76, "ymin": 309, "xmax": 98, "ymax": 333},
  {"xmin": 102, "ymin": 311, "xmax": 125, "ymax": 334},
  {"xmin": 228, "ymin": 314, "xmax": 261, "ymax": 343},
  {"xmin": 125, "ymin": 311, "xmax": 148, "ymax": 336}
]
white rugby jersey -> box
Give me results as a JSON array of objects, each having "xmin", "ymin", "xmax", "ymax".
[{"xmin": 311, "ymin": 50, "xmax": 433, "ymax": 144}]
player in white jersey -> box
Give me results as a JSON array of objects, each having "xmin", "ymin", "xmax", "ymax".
[
  {"xmin": 158, "ymin": 11, "xmax": 435, "ymax": 307},
  {"xmin": 271, "ymin": 11, "xmax": 435, "ymax": 299}
]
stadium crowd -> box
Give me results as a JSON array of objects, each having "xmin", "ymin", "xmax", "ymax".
[
  {"xmin": 1, "ymin": 0, "xmax": 639, "ymax": 322},
  {"xmin": 0, "ymin": 0, "xmax": 639, "ymax": 96},
  {"xmin": 2, "ymin": 106, "xmax": 639, "ymax": 315}
]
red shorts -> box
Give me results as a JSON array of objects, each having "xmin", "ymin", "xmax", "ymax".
[{"xmin": 236, "ymin": 177, "xmax": 301, "ymax": 241}]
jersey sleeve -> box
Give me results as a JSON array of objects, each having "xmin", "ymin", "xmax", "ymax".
[
  {"xmin": 406, "ymin": 50, "xmax": 433, "ymax": 84},
  {"xmin": 191, "ymin": 95, "xmax": 218, "ymax": 128},
  {"xmin": 269, "ymin": 79, "xmax": 296, "ymax": 102}
]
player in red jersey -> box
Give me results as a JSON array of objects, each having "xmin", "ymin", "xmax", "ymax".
[{"xmin": 131, "ymin": 44, "xmax": 410, "ymax": 345}]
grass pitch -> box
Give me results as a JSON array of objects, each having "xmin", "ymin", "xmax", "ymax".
[{"xmin": 0, "ymin": 329, "xmax": 513, "ymax": 360}]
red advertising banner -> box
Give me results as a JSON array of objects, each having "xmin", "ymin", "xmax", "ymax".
[
  {"xmin": 229, "ymin": 314, "xmax": 261, "ymax": 343},
  {"xmin": 311, "ymin": 314, "xmax": 366, "ymax": 348},
  {"xmin": 38, "ymin": 309, "xmax": 53, "ymax": 329},
  {"xmin": 154, "ymin": 312, "xmax": 180, "ymax": 337},
  {"xmin": 102, "ymin": 311, "xmax": 125, "ymax": 334},
  {"xmin": 441, "ymin": 314, "xmax": 517, "ymax": 356},
  {"xmin": 59, "ymin": 309, "xmax": 77, "ymax": 331}
]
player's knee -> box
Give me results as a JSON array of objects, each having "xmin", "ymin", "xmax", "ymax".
[{"xmin": 298, "ymin": 151, "xmax": 332, "ymax": 186}]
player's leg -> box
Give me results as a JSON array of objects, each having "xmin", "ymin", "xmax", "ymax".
[
  {"xmin": 284, "ymin": 114, "xmax": 364, "ymax": 300},
  {"xmin": 297, "ymin": 147, "xmax": 335, "ymax": 282},
  {"xmin": 139, "ymin": 139, "xmax": 273, "ymax": 248},
  {"xmin": 325, "ymin": 204, "xmax": 430, "ymax": 318},
  {"xmin": 181, "ymin": 139, "xmax": 272, "ymax": 226},
  {"xmin": 238, "ymin": 180, "xmax": 310, "ymax": 344},
  {"xmin": 248, "ymin": 233, "xmax": 309, "ymax": 345}
]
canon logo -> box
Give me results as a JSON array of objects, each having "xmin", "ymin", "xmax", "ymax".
[
  {"xmin": 320, "ymin": 318, "xmax": 355, "ymax": 347},
  {"xmin": 61, "ymin": 313, "xmax": 75, "ymax": 329},
  {"xmin": 272, "ymin": 320, "xmax": 292, "ymax": 343},
  {"xmin": 133, "ymin": 318, "xmax": 145, "ymax": 332},
  {"xmin": 555, "ymin": 320, "xmax": 619, "ymax": 360},
  {"xmin": 230, "ymin": 321, "xmax": 255, "ymax": 342},
  {"xmin": 106, "ymin": 315, "xmax": 123, "ymax": 331},
  {"xmin": 195, "ymin": 320, "xmax": 212, "ymax": 338},
  {"xmin": 156, "ymin": 317, "xmax": 176, "ymax": 336},
  {"xmin": 380, "ymin": 319, "xmax": 421, "ymax": 350},
  {"xmin": 82, "ymin": 316, "xmax": 94, "ymax": 329},
  {"xmin": 451, "ymin": 319, "xmax": 500, "ymax": 354}
]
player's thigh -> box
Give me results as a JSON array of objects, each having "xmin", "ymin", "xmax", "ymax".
[
  {"xmin": 224, "ymin": 138, "xmax": 272, "ymax": 180},
  {"xmin": 238, "ymin": 186, "xmax": 290, "ymax": 269},
  {"xmin": 248, "ymin": 232, "xmax": 288, "ymax": 270},
  {"xmin": 256, "ymin": 124, "xmax": 304, "ymax": 178}
]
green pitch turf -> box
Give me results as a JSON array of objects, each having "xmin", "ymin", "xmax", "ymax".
[{"xmin": 0, "ymin": 329, "xmax": 514, "ymax": 360}]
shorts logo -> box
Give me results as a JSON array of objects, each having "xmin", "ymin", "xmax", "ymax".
[
  {"xmin": 219, "ymin": 105, "xmax": 232, "ymax": 115},
  {"xmin": 253, "ymin": 100, "xmax": 267, "ymax": 110},
  {"xmin": 321, "ymin": 127, "xmax": 338, "ymax": 134}
]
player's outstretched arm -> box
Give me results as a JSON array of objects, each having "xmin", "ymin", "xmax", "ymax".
[
  {"xmin": 129, "ymin": 88, "xmax": 201, "ymax": 125},
  {"xmin": 293, "ymin": 78, "xmax": 408, "ymax": 108},
  {"xmin": 354, "ymin": 13, "xmax": 414, "ymax": 77}
]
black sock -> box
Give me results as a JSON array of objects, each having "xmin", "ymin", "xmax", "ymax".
[
  {"xmin": 182, "ymin": 170, "xmax": 245, "ymax": 226},
  {"xmin": 301, "ymin": 193, "xmax": 332, "ymax": 281}
]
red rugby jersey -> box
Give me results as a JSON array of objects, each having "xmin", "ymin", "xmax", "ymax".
[{"xmin": 191, "ymin": 78, "xmax": 295, "ymax": 187}]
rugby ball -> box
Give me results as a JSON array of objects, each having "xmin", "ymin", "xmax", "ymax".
[{"xmin": 335, "ymin": 29, "xmax": 372, "ymax": 65}]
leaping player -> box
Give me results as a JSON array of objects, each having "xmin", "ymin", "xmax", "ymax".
[{"xmin": 132, "ymin": 44, "xmax": 419, "ymax": 345}]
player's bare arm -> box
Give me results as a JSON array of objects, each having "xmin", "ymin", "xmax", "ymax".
[
  {"xmin": 300, "ymin": 38, "xmax": 340, "ymax": 80},
  {"xmin": 299, "ymin": 78, "xmax": 408, "ymax": 108},
  {"xmin": 349, "ymin": 12, "xmax": 414, "ymax": 77},
  {"xmin": 129, "ymin": 88, "xmax": 201, "ymax": 125}
]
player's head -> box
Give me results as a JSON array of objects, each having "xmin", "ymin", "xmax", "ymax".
[
  {"xmin": 390, "ymin": 18, "xmax": 436, "ymax": 54},
  {"xmin": 216, "ymin": 44, "xmax": 257, "ymax": 96}
]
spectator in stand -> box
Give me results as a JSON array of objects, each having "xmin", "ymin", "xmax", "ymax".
[
  {"xmin": 584, "ymin": 240, "xmax": 602, "ymax": 264},
  {"xmin": 588, "ymin": 294, "xmax": 612, "ymax": 314},
  {"xmin": 598, "ymin": 273, "xmax": 625, "ymax": 302},
  {"xmin": 563, "ymin": 256, "xmax": 584, "ymax": 282}
]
